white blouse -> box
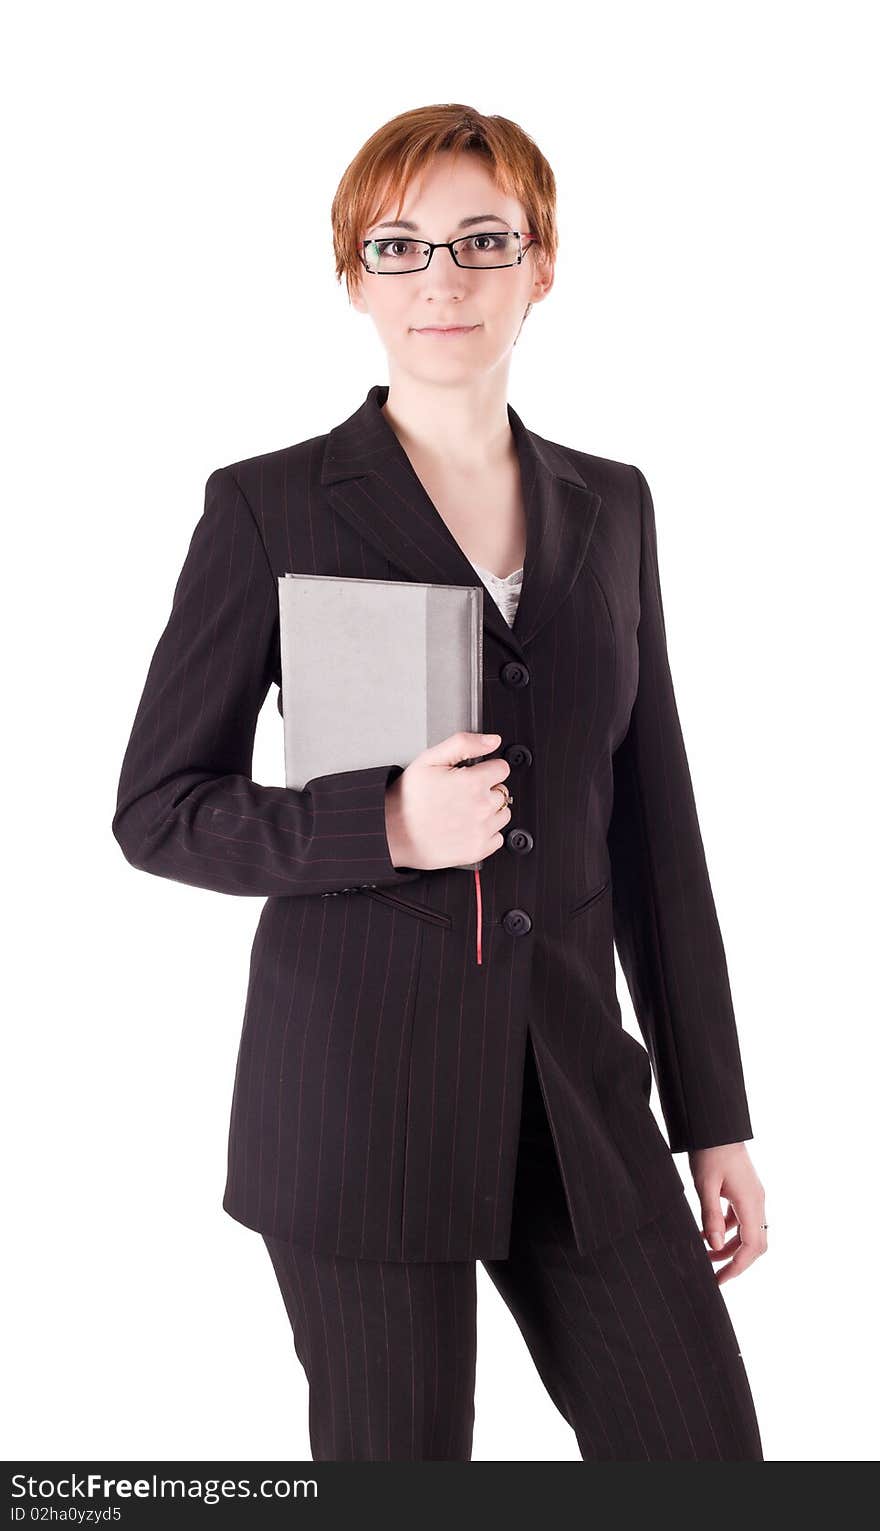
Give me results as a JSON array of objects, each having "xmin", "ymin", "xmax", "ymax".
[{"xmin": 468, "ymin": 559, "xmax": 524, "ymax": 628}]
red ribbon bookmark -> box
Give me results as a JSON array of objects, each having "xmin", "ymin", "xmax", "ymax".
[{"xmin": 473, "ymin": 868, "xmax": 483, "ymax": 965}]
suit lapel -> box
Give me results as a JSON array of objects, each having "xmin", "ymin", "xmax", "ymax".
[{"xmin": 320, "ymin": 383, "xmax": 603, "ymax": 658}]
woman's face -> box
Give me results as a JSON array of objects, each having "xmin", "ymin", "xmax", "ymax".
[{"xmin": 349, "ymin": 151, "xmax": 553, "ymax": 386}]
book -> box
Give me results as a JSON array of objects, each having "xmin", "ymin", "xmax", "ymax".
[{"xmin": 278, "ymin": 573, "xmax": 485, "ymax": 872}]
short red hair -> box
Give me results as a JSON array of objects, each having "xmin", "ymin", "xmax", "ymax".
[{"xmin": 331, "ymin": 104, "xmax": 557, "ymax": 302}]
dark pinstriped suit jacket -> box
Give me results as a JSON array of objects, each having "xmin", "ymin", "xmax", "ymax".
[{"xmin": 112, "ymin": 382, "xmax": 754, "ymax": 1262}]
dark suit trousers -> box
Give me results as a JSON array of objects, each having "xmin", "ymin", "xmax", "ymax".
[{"xmin": 263, "ymin": 1029, "xmax": 764, "ymax": 1462}]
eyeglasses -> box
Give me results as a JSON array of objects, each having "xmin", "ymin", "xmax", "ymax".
[{"xmin": 358, "ymin": 230, "xmax": 539, "ymax": 274}]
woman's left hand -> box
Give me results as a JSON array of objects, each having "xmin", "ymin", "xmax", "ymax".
[{"xmin": 687, "ymin": 1143, "xmax": 768, "ymax": 1286}]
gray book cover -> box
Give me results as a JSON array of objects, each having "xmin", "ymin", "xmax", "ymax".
[{"xmin": 278, "ymin": 573, "xmax": 485, "ymax": 872}]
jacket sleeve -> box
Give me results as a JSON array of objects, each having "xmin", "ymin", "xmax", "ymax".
[
  {"xmin": 111, "ymin": 466, "xmax": 424, "ymax": 897},
  {"xmin": 607, "ymin": 464, "xmax": 754, "ymax": 1153}
]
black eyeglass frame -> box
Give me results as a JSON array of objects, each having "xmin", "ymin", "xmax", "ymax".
[{"xmin": 357, "ymin": 230, "xmax": 540, "ymax": 274}]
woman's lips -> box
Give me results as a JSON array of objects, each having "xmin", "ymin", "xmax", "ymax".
[{"xmin": 413, "ymin": 325, "xmax": 479, "ymax": 338}]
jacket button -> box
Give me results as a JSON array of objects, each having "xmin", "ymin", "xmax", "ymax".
[
  {"xmin": 500, "ymin": 660, "xmax": 530, "ymax": 689},
  {"xmin": 504, "ymin": 743, "xmax": 533, "ymax": 768},
  {"xmin": 504, "ymin": 827, "xmax": 534, "ymax": 854},
  {"xmin": 502, "ymin": 908, "xmax": 532, "ymax": 936}
]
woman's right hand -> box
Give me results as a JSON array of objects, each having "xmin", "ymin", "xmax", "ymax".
[{"xmin": 384, "ymin": 732, "xmax": 511, "ymax": 870}]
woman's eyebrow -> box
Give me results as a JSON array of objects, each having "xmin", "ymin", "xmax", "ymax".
[{"xmin": 367, "ymin": 213, "xmax": 512, "ymax": 234}]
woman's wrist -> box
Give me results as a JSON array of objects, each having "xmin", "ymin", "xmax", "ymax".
[{"xmin": 385, "ymin": 779, "xmax": 412, "ymax": 868}]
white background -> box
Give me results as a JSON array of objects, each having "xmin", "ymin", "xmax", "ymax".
[{"xmin": 5, "ymin": 0, "xmax": 877, "ymax": 1465}]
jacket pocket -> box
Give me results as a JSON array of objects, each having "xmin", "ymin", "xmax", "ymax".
[
  {"xmin": 360, "ymin": 886, "xmax": 453, "ymax": 929},
  {"xmin": 566, "ymin": 877, "xmax": 610, "ymax": 921}
]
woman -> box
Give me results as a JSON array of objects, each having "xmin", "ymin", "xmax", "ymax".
[{"xmin": 112, "ymin": 104, "xmax": 767, "ymax": 1461}]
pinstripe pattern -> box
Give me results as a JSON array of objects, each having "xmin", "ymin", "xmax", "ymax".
[
  {"xmin": 263, "ymin": 1032, "xmax": 763, "ymax": 1461},
  {"xmin": 112, "ymin": 383, "xmax": 754, "ymax": 1262}
]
